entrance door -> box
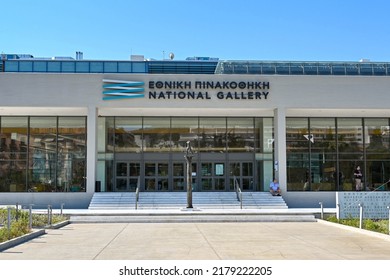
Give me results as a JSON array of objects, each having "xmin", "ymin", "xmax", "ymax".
[
  {"xmin": 200, "ymin": 162, "xmax": 226, "ymax": 191},
  {"xmin": 229, "ymin": 162, "xmax": 254, "ymax": 191},
  {"xmin": 144, "ymin": 162, "xmax": 169, "ymax": 191},
  {"xmin": 115, "ymin": 162, "xmax": 140, "ymax": 192},
  {"xmin": 113, "ymin": 157, "xmax": 255, "ymax": 192}
]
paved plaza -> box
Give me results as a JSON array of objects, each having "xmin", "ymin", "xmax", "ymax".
[{"xmin": 1, "ymin": 220, "xmax": 390, "ymax": 260}]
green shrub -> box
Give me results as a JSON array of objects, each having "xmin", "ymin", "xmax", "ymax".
[
  {"xmin": 326, "ymin": 215, "xmax": 389, "ymax": 234},
  {"xmin": 0, "ymin": 219, "xmax": 30, "ymax": 243},
  {"xmin": 0, "ymin": 208, "xmax": 69, "ymax": 243}
]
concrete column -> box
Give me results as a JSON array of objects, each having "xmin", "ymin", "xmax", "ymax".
[
  {"xmin": 86, "ymin": 106, "xmax": 97, "ymax": 194},
  {"xmin": 274, "ymin": 108, "xmax": 287, "ymax": 193}
]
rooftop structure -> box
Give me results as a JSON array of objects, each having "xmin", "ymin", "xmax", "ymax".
[{"xmin": 1, "ymin": 53, "xmax": 389, "ymax": 75}]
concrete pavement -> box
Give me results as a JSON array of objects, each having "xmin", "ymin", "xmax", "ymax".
[{"xmin": 1, "ymin": 219, "xmax": 390, "ymax": 260}]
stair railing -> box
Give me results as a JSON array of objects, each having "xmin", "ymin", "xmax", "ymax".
[
  {"xmin": 234, "ymin": 176, "xmax": 243, "ymax": 209},
  {"xmin": 135, "ymin": 176, "xmax": 140, "ymax": 210}
]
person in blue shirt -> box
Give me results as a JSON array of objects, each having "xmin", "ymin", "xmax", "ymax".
[{"xmin": 270, "ymin": 178, "xmax": 281, "ymax": 196}]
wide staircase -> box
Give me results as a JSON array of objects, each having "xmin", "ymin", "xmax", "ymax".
[
  {"xmin": 88, "ymin": 191, "xmax": 288, "ymax": 210},
  {"xmin": 74, "ymin": 192, "xmax": 318, "ymax": 223}
]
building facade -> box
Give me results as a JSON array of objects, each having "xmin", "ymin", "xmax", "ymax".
[{"xmin": 1, "ymin": 57, "xmax": 390, "ymax": 208}]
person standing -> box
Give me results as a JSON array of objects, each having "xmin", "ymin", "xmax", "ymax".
[{"xmin": 353, "ymin": 165, "xmax": 363, "ymax": 191}]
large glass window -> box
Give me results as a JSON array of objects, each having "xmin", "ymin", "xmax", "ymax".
[
  {"xmin": 227, "ymin": 118, "xmax": 254, "ymax": 152},
  {"xmin": 0, "ymin": 116, "xmax": 86, "ymax": 193},
  {"xmin": 286, "ymin": 118, "xmax": 309, "ymax": 191},
  {"xmin": 114, "ymin": 117, "xmax": 142, "ymax": 153},
  {"xmin": 0, "ymin": 117, "xmax": 28, "ymax": 192},
  {"xmin": 142, "ymin": 118, "xmax": 171, "ymax": 152},
  {"xmin": 338, "ymin": 118, "xmax": 363, "ymax": 191},
  {"xmin": 171, "ymin": 118, "xmax": 198, "ymax": 152},
  {"xmin": 310, "ymin": 118, "xmax": 337, "ymax": 191},
  {"xmin": 286, "ymin": 117, "xmax": 390, "ymax": 192},
  {"xmin": 199, "ymin": 118, "xmax": 226, "ymax": 152},
  {"xmin": 97, "ymin": 116, "xmax": 268, "ymax": 192},
  {"xmin": 365, "ymin": 119, "xmax": 390, "ymax": 190},
  {"xmin": 29, "ymin": 117, "xmax": 57, "ymax": 192},
  {"xmin": 57, "ymin": 117, "xmax": 86, "ymax": 192}
]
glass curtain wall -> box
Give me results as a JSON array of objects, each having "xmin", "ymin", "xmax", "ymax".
[
  {"xmin": 310, "ymin": 118, "xmax": 337, "ymax": 191},
  {"xmin": 0, "ymin": 116, "xmax": 86, "ymax": 192},
  {"xmin": 29, "ymin": 117, "xmax": 57, "ymax": 192},
  {"xmin": 0, "ymin": 117, "xmax": 28, "ymax": 192},
  {"xmin": 287, "ymin": 117, "xmax": 390, "ymax": 191},
  {"xmin": 57, "ymin": 117, "xmax": 87, "ymax": 192},
  {"xmin": 97, "ymin": 116, "xmax": 273, "ymax": 192},
  {"xmin": 199, "ymin": 118, "xmax": 227, "ymax": 153},
  {"xmin": 255, "ymin": 118, "xmax": 274, "ymax": 191},
  {"xmin": 365, "ymin": 119, "xmax": 390, "ymax": 190},
  {"xmin": 171, "ymin": 118, "xmax": 199, "ymax": 191},
  {"xmin": 286, "ymin": 118, "xmax": 309, "ymax": 191},
  {"xmin": 337, "ymin": 118, "xmax": 363, "ymax": 191}
]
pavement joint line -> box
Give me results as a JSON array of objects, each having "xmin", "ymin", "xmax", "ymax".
[
  {"xmin": 92, "ymin": 223, "xmax": 130, "ymax": 260},
  {"xmin": 195, "ymin": 223, "xmax": 222, "ymax": 260}
]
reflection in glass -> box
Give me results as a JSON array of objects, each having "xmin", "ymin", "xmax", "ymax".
[
  {"xmin": 227, "ymin": 118, "xmax": 254, "ymax": 152},
  {"xmin": 173, "ymin": 163, "xmax": 184, "ymax": 176},
  {"xmin": 106, "ymin": 117, "xmax": 115, "ymax": 152},
  {"xmin": 0, "ymin": 116, "xmax": 89, "ymax": 193},
  {"xmin": 215, "ymin": 178, "xmax": 225, "ymax": 190},
  {"xmin": 0, "ymin": 117, "xmax": 28, "ymax": 192},
  {"xmin": 286, "ymin": 117, "xmax": 390, "ymax": 192},
  {"xmin": 171, "ymin": 118, "xmax": 198, "ymax": 152},
  {"xmin": 158, "ymin": 163, "xmax": 168, "ymax": 176},
  {"xmin": 173, "ymin": 178, "xmax": 185, "ymax": 191},
  {"xmin": 310, "ymin": 118, "xmax": 337, "ymax": 191},
  {"xmin": 201, "ymin": 178, "xmax": 212, "ymax": 190},
  {"xmin": 199, "ymin": 118, "xmax": 226, "ymax": 152},
  {"xmin": 29, "ymin": 116, "xmax": 57, "ymax": 192},
  {"xmin": 201, "ymin": 163, "xmax": 212, "ymax": 176},
  {"xmin": 230, "ymin": 163, "xmax": 240, "ymax": 176},
  {"xmin": 145, "ymin": 163, "xmax": 155, "ymax": 176},
  {"xmin": 242, "ymin": 162, "xmax": 253, "ymax": 176},
  {"xmin": 115, "ymin": 117, "xmax": 142, "ymax": 153},
  {"xmin": 116, "ymin": 178, "xmax": 127, "ymax": 190},
  {"xmin": 158, "ymin": 178, "xmax": 168, "ymax": 190},
  {"xmin": 57, "ymin": 117, "xmax": 86, "ymax": 192},
  {"xmin": 255, "ymin": 118, "xmax": 273, "ymax": 153},
  {"xmin": 129, "ymin": 163, "xmax": 140, "ymax": 176},
  {"xmin": 143, "ymin": 117, "xmax": 171, "ymax": 152},
  {"xmin": 286, "ymin": 118, "xmax": 309, "ymax": 191},
  {"xmin": 116, "ymin": 162, "xmax": 127, "ymax": 176},
  {"xmin": 337, "ymin": 118, "xmax": 363, "ymax": 191},
  {"xmin": 365, "ymin": 119, "xmax": 390, "ymax": 190},
  {"xmin": 145, "ymin": 178, "xmax": 155, "ymax": 191}
]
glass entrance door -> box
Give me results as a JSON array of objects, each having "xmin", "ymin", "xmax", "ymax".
[
  {"xmin": 200, "ymin": 162, "xmax": 226, "ymax": 191},
  {"xmin": 115, "ymin": 162, "xmax": 140, "ymax": 191},
  {"xmin": 229, "ymin": 162, "xmax": 254, "ymax": 191},
  {"xmin": 144, "ymin": 162, "xmax": 169, "ymax": 191},
  {"xmin": 113, "ymin": 159, "xmax": 255, "ymax": 192}
]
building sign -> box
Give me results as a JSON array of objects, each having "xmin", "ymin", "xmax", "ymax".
[
  {"xmin": 102, "ymin": 79, "xmax": 145, "ymax": 100},
  {"xmin": 103, "ymin": 78, "xmax": 270, "ymax": 101}
]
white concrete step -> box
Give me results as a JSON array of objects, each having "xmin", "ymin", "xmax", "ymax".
[{"xmin": 88, "ymin": 192, "xmax": 288, "ymax": 210}]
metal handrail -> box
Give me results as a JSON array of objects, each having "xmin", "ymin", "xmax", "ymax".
[
  {"xmin": 135, "ymin": 176, "xmax": 140, "ymax": 210},
  {"xmin": 233, "ymin": 176, "xmax": 243, "ymax": 209}
]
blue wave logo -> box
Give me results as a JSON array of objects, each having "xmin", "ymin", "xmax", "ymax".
[{"xmin": 102, "ymin": 79, "xmax": 145, "ymax": 100}]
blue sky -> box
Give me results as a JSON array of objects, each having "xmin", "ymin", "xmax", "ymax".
[{"xmin": 1, "ymin": 0, "xmax": 389, "ymax": 62}]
